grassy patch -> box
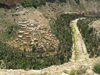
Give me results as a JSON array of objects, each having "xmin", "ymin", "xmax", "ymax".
[
  {"xmin": 0, "ymin": 24, "xmax": 20, "ymax": 40},
  {"xmin": 93, "ymin": 62, "xmax": 100, "ymax": 74},
  {"xmin": 12, "ymin": 14, "xmax": 19, "ymax": 16},
  {"xmin": 0, "ymin": 19, "xmax": 20, "ymax": 41},
  {"xmin": 76, "ymin": 68, "xmax": 86, "ymax": 75},
  {"xmin": 69, "ymin": 70, "xmax": 76, "ymax": 75},
  {"xmin": 69, "ymin": 69, "xmax": 86, "ymax": 75},
  {"xmin": 70, "ymin": 23, "xmax": 78, "ymax": 60}
]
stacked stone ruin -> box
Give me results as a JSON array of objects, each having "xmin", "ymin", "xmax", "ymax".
[
  {"xmin": 16, "ymin": 21, "xmax": 39, "ymax": 46},
  {"xmin": 15, "ymin": 20, "xmax": 58, "ymax": 52}
]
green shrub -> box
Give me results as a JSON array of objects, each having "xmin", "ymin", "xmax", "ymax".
[
  {"xmin": 32, "ymin": 45, "xmax": 36, "ymax": 52},
  {"xmin": 41, "ymin": 0, "xmax": 46, "ymax": 5},
  {"xmin": 76, "ymin": 69, "xmax": 86, "ymax": 74},
  {"xmin": 75, "ymin": 0, "xmax": 80, "ymax": 5},
  {"xmin": 21, "ymin": 0, "xmax": 46, "ymax": 8},
  {"xmin": 93, "ymin": 63, "xmax": 100, "ymax": 74},
  {"xmin": 42, "ymin": 1, "xmax": 46, "ymax": 5},
  {"xmin": 12, "ymin": 14, "xmax": 19, "ymax": 16},
  {"xmin": 59, "ymin": 0, "xmax": 66, "ymax": 2},
  {"xmin": 21, "ymin": 1, "xmax": 25, "ymax": 6},
  {"xmin": 69, "ymin": 69, "xmax": 86, "ymax": 75},
  {"xmin": 32, "ymin": 1, "xmax": 38, "ymax": 8},
  {"xmin": 69, "ymin": 70, "xmax": 75, "ymax": 75}
]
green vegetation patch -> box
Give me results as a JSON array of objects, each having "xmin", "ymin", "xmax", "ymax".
[
  {"xmin": 75, "ymin": 0, "xmax": 80, "ymax": 5},
  {"xmin": 69, "ymin": 70, "xmax": 76, "ymax": 75},
  {"xmin": 50, "ymin": 14, "xmax": 82, "ymax": 62},
  {"xmin": 70, "ymin": 23, "xmax": 78, "ymax": 60},
  {"xmin": 59, "ymin": 0, "xmax": 67, "ymax": 2},
  {"xmin": 0, "ymin": 20, "xmax": 20, "ymax": 41},
  {"xmin": 77, "ymin": 17, "xmax": 100, "ymax": 58},
  {"xmin": 21, "ymin": 0, "xmax": 68, "ymax": 8},
  {"xmin": 93, "ymin": 62, "xmax": 100, "ymax": 74},
  {"xmin": 21, "ymin": 0, "xmax": 46, "ymax": 8},
  {"xmin": 69, "ymin": 69, "xmax": 86, "ymax": 75},
  {"xmin": 0, "ymin": 41, "xmax": 70, "ymax": 69}
]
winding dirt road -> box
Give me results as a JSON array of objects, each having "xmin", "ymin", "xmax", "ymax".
[{"xmin": 70, "ymin": 18, "xmax": 89, "ymax": 61}]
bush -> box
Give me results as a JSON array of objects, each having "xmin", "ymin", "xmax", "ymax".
[
  {"xmin": 59, "ymin": 0, "xmax": 66, "ymax": 2},
  {"xmin": 75, "ymin": 0, "xmax": 80, "ymax": 5},
  {"xmin": 93, "ymin": 62, "xmax": 100, "ymax": 74},
  {"xmin": 69, "ymin": 69, "xmax": 86, "ymax": 75},
  {"xmin": 32, "ymin": 1, "xmax": 38, "ymax": 8},
  {"xmin": 69, "ymin": 70, "xmax": 75, "ymax": 75},
  {"xmin": 21, "ymin": 0, "xmax": 46, "ymax": 8},
  {"xmin": 21, "ymin": 1, "xmax": 25, "ymax": 6},
  {"xmin": 32, "ymin": 45, "xmax": 36, "ymax": 52},
  {"xmin": 41, "ymin": 0, "xmax": 46, "ymax": 5},
  {"xmin": 76, "ymin": 69, "xmax": 86, "ymax": 75}
]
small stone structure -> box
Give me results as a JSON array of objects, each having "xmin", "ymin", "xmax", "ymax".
[{"xmin": 16, "ymin": 21, "xmax": 39, "ymax": 46}]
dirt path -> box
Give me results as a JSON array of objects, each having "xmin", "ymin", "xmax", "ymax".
[{"xmin": 70, "ymin": 18, "xmax": 89, "ymax": 61}]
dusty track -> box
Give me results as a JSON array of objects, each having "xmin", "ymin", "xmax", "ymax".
[{"xmin": 70, "ymin": 18, "xmax": 89, "ymax": 62}]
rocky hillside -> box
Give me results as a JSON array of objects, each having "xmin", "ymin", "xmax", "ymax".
[
  {"xmin": 1, "ymin": 0, "xmax": 100, "ymax": 14},
  {"xmin": 37, "ymin": 0, "xmax": 100, "ymax": 18},
  {"xmin": 0, "ymin": 18, "xmax": 100, "ymax": 75},
  {"xmin": 0, "ymin": 0, "xmax": 100, "ymax": 75}
]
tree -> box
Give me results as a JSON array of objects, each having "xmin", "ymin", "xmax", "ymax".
[
  {"xmin": 32, "ymin": 1, "xmax": 38, "ymax": 8},
  {"xmin": 75, "ymin": 0, "xmax": 80, "ymax": 5},
  {"xmin": 32, "ymin": 45, "xmax": 36, "ymax": 52}
]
